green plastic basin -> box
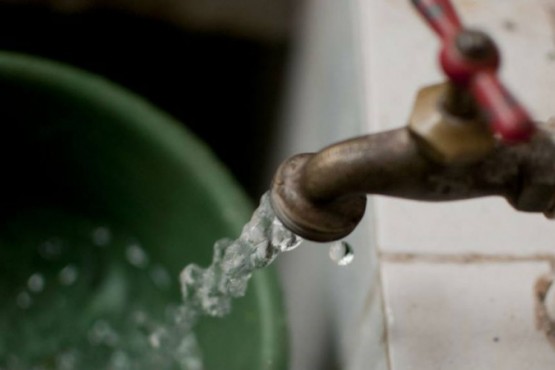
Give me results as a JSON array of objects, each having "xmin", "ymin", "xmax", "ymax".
[{"xmin": 0, "ymin": 51, "xmax": 286, "ymax": 369}]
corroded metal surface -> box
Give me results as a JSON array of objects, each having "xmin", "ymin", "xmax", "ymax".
[{"xmin": 271, "ymin": 126, "xmax": 555, "ymax": 242}]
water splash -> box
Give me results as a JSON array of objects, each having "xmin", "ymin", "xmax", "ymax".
[
  {"xmin": 126, "ymin": 243, "xmax": 149, "ymax": 268},
  {"xmin": 16, "ymin": 291, "xmax": 32, "ymax": 309},
  {"xmin": 27, "ymin": 273, "xmax": 45, "ymax": 293},
  {"xmin": 180, "ymin": 193, "xmax": 301, "ymax": 319},
  {"xmin": 329, "ymin": 241, "xmax": 354, "ymax": 266},
  {"xmin": 92, "ymin": 227, "xmax": 112, "ymax": 247},
  {"xmin": 150, "ymin": 265, "xmax": 172, "ymax": 290},
  {"xmin": 38, "ymin": 238, "xmax": 64, "ymax": 260},
  {"xmin": 58, "ymin": 265, "xmax": 79, "ymax": 286},
  {"xmin": 169, "ymin": 193, "xmax": 302, "ymax": 367}
]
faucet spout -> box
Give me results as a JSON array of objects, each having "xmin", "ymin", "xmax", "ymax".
[{"xmin": 271, "ymin": 126, "xmax": 555, "ymax": 242}]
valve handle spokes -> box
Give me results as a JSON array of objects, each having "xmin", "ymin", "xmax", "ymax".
[
  {"xmin": 471, "ymin": 72, "xmax": 535, "ymax": 142},
  {"xmin": 411, "ymin": 0, "xmax": 535, "ymax": 143}
]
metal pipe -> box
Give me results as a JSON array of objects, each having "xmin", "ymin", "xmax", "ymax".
[{"xmin": 271, "ymin": 126, "xmax": 555, "ymax": 242}]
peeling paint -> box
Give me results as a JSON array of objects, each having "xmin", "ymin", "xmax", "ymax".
[
  {"xmin": 534, "ymin": 271, "xmax": 555, "ymax": 350},
  {"xmin": 382, "ymin": 250, "xmax": 555, "ymax": 351}
]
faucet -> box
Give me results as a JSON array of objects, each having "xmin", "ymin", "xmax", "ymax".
[{"xmin": 270, "ymin": 0, "xmax": 555, "ymax": 242}]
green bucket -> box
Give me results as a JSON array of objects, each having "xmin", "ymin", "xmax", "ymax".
[{"xmin": 0, "ymin": 52, "xmax": 287, "ymax": 369}]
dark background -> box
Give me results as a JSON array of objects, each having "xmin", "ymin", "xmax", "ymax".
[{"xmin": 0, "ymin": 4, "xmax": 291, "ymax": 197}]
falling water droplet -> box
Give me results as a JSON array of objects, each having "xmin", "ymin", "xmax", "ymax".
[
  {"xmin": 150, "ymin": 265, "xmax": 171, "ymax": 289},
  {"xmin": 56, "ymin": 349, "xmax": 79, "ymax": 370},
  {"xmin": 88, "ymin": 320, "xmax": 118, "ymax": 346},
  {"xmin": 271, "ymin": 218, "xmax": 302, "ymax": 252},
  {"xmin": 126, "ymin": 243, "xmax": 149, "ymax": 268},
  {"xmin": 329, "ymin": 241, "xmax": 354, "ymax": 266},
  {"xmin": 176, "ymin": 334, "xmax": 203, "ymax": 370},
  {"xmin": 27, "ymin": 273, "xmax": 45, "ymax": 293},
  {"xmin": 149, "ymin": 328, "xmax": 167, "ymax": 349},
  {"xmin": 16, "ymin": 291, "xmax": 32, "ymax": 309},
  {"xmin": 38, "ymin": 238, "xmax": 63, "ymax": 260},
  {"xmin": 109, "ymin": 350, "xmax": 131, "ymax": 370},
  {"xmin": 92, "ymin": 226, "xmax": 112, "ymax": 247},
  {"xmin": 149, "ymin": 333, "xmax": 160, "ymax": 349},
  {"xmin": 59, "ymin": 265, "xmax": 79, "ymax": 286}
]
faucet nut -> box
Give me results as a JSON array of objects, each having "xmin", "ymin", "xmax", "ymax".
[{"xmin": 408, "ymin": 83, "xmax": 495, "ymax": 164}]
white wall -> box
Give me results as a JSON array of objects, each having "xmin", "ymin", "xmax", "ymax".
[
  {"xmin": 275, "ymin": 0, "xmax": 555, "ymax": 369},
  {"xmin": 358, "ymin": 0, "xmax": 555, "ymax": 369}
]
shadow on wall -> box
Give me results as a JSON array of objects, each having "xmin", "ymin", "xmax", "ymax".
[{"xmin": 0, "ymin": 3, "xmax": 295, "ymax": 197}]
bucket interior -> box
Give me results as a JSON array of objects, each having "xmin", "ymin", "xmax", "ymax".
[{"xmin": 0, "ymin": 52, "xmax": 286, "ymax": 369}]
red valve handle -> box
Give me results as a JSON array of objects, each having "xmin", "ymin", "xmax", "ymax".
[
  {"xmin": 471, "ymin": 73, "xmax": 535, "ymax": 142},
  {"xmin": 411, "ymin": 0, "xmax": 535, "ymax": 143}
]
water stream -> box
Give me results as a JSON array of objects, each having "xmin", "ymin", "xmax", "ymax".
[{"xmin": 167, "ymin": 192, "xmax": 303, "ymax": 369}]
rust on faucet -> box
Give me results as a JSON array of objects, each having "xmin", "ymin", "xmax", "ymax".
[{"xmin": 271, "ymin": 120, "xmax": 555, "ymax": 242}]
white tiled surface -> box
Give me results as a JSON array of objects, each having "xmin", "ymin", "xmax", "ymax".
[
  {"xmin": 346, "ymin": 282, "xmax": 389, "ymax": 370},
  {"xmin": 328, "ymin": 212, "xmax": 389, "ymax": 370},
  {"xmin": 381, "ymin": 261, "xmax": 555, "ymax": 369},
  {"xmin": 354, "ymin": 0, "xmax": 555, "ymax": 369},
  {"xmin": 274, "ymin": 1, "xmax": 555, "ymax": 369},
  {"xmin": 376, "ymin": 198, "xmax": 555, "ymax": 255}
]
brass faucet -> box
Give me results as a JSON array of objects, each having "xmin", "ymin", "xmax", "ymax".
[{"xmin": 270, "ymin": 0, "xmax": 555, "ymax": 242}]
